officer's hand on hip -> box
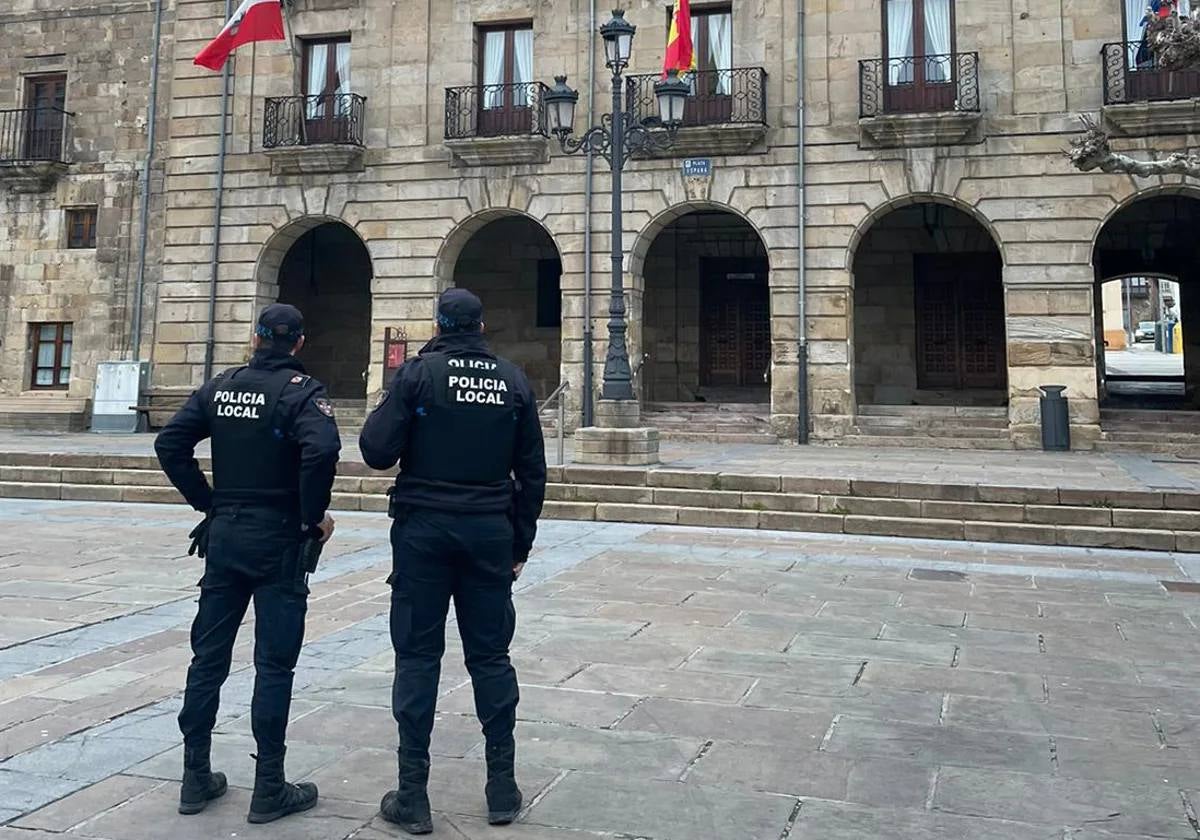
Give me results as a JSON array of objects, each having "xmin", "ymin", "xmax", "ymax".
[
  {"xmin": 512, "ymin": 561, "xmax": 526, "ymax": 581},
  {"xmin": 316, "ymin": 513, "xmax": 336, "ymax": 544}
]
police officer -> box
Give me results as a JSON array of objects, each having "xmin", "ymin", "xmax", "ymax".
[
  {"xmin": 360, "ymin": 288, "xmax": 546, "ymax": 835},
  {"xmin": 155, "ymin": 303, "xmax": 341, "ymax": 824}
]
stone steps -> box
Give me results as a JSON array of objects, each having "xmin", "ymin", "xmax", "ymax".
[
  {"xmin": 838, "ymin": 434, "xmax": 1016, "ymax": 450},
  {"xmin": 0, "ymin": 397, "xmax": 90, "ymax": 433},
  {"xmin": 1, "ymin": 451, "xmax": 1198, "ymax": 552},
  {"xmin": 643, "ymin": 402, "xmax": 776, "ymax": 445}
]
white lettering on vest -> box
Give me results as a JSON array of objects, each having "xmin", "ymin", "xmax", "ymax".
[
  {"xmin": 215, "ymin": 404, "xmax": 261, "ymax": 419},
  {"xmin": 446, "ymin": 370, "xmax": 508, "ymax": 407},
  {"xmin": 213, "ymin": 390, "xmax": 265, "ymax": 420}
]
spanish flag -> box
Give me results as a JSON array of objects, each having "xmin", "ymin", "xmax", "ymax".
[{"xmin": 663, "ymin": 0, "xmax": 697, "ymax": 77}]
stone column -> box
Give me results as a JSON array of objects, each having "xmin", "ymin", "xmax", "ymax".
[
  {"xmin": 1181, "ymin": 275, "xmax": 1200, "ymax": 407},
  {"xmin": 1004, "ymin": 265, "xmax": 1100, "ymax": 449}
]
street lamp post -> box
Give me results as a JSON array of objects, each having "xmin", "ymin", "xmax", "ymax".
[{"xmin": 545, "ymin": 9, "xmax": 689, "ymax": 405}]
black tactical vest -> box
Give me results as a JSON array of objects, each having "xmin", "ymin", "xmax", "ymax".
[
  {"xmin": 205, "ymin": 366, "xmax": 301, "ymax": 505},
  {"xmin": 404, "ymin": 352, "xmax": 518, "ymax": 484}
]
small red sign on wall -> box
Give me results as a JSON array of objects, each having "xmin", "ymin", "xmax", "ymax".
[{"xmin": 384, "ymin": 327, "xmax": 408, "ymax": 382}]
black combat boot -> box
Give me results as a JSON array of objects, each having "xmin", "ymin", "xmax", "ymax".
[
  {"xmin": 485, "ymin": 738, "xmax": 523, "ymax": 826},
  {"xmin": 247, "ymin": 750, "xmax": 318, "ymax": 824},
  {"xmin": 380, "ymin": 750, "xmax": 433, "ymax": 835},
  {"xmin": 179, "ymin": 740, "xmax": 228, "ymax": 815}
]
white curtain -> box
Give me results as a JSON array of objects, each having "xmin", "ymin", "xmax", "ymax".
[
  {"xmin": 887, "ymin": 0, "xmax": 914, "ymax": 85},
  {"xmin": 708, "ymin": 13, "xmax": 733, "ymax": 94},
  {"xmin": 306, "ymin": 43, "xmax": 328, "ymax": 118},
  {"xmin": 334, "ymin": 42, "xmax": 351, "ymax": 116},
  {"xmin": 924, "ymin": 0, "xmax": 952, "ymax": 81},
  {"xmin": 1126, "ymin": 0, "xmax": 1148, "ymax": 67},
  {"xmin": 513, "ymin": 29, "xmax": 534, "ymax": 106},
  {"xmin": 483, "ymin": 31, "xmax": 506, "ymax": 109}
]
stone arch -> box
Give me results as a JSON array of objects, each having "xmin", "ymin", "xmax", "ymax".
[
  {"xmin": 846, "ymin": 194, "xmax": 1006, "ymax": 273},
  {"xmin": 850, "ymin": 198, "xmax": 1008, "ymax": 410},
  {"xmin": 436, "ymin": 209, "xmax": 565, "ymax": 399},
  {"xmin": 1090, "ymin": 183, "xmax": 1200, "ymax": 269},
  {"xmin": 253, "ymin": 216, "xmax": 375, "ymax": 402},
  {"xmin": 628, "ymin": 200, "xmax": 771, "ymax": 286}
]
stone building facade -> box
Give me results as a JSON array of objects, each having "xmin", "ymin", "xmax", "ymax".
[
  {"xmin": 5, "ymin": 0, "xmax": 1198, "ymax": 447},
  {"xmin": 0, "ymin": 0, "xmax": 173, "ymax": 429}
]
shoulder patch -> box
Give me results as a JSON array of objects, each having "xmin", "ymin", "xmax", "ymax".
[
  {"xmin": 289, "ymin": 374, "xmax": 311, "ymax": 386},
  {"xmin": 314, "ymin": 397, "xmax": 335, "ymax": 418},
  {"xmin": 373, "ymin": 390, "xmax": 391, "ymax": 411}
]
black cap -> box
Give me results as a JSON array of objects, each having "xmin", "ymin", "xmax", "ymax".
[
  {"xmin": 437, "ymin": 288, "xmax": 484, "ymax": 332},
  {"xmin": 256, "ymin": 303, "xmax": 304, "ymax": 345}
]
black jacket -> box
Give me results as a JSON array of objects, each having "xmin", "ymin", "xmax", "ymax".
[
  {"xmin": 359, "ymin": 332, "xmax": 547, "ymax": 563},
  {"xmin": 154, "ymin": 349, "xmax": 342, "ymax": 529}
]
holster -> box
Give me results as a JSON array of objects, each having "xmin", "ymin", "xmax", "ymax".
[{"xmin": 386, "ymin": 486, "xmax": 409, "ymax": 523}]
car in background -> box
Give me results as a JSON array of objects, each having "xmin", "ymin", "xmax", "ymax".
[{"xmin": 1135, "ymin": 321, "xmax": 1156, "ymax": 342}]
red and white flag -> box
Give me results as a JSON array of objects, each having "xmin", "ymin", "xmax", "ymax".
[{"xmin": 194, "ymin": 0, "xmax": 285, "ymax": 71}]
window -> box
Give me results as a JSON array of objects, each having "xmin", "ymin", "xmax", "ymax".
[
  {"xmin": 692, "ymin": 7, "xmax": 733, "ymax": 91},
  {"xmin": 477, "ymin": 23, "xmax": 534, "ymax": 135},
  {"xmin": 23, "ymin": 73, "xmax": 66, "ymax": 160},
  {"xmin": 884, "ymin": 0, "xmax": 954, "ymax": 81},
  {"xmin": 1125, "ymin": 0, "xmax": 1191, "ymax": 67},
  {"xmin": 30, "ymin": 323, "xmax": 72, "ymax": 390},
  {"xmin": 302, "ymin": 36, "xmax": 351, "ymax": 142},
  {"xmin": 66, "ymin": 208, "xmax": 97, "ymax": 249},
  {"xmin": 536, "ymin": 260, "xmax": 562, "ymax": 329}
]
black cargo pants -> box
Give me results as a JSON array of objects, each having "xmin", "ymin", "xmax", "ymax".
[
  {"xmin": 177, "ymin": 505, "xmax": 309, "ymax": 759},
  {"xmin": 389, "ymin": 508, "xmax": 518, "ymax": 758}
]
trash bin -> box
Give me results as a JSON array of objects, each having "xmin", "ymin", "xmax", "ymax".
[{"xmin": 1039, "ymin": 385, "xmax": 1070, "ymax": 452}]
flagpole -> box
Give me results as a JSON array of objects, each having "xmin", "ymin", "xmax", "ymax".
[
  {"xmin": 204, "ymin": 0, "xmax": 233, "ymax": 381},
  {"xmin": 280, "ymin": 0, "xmax": 306, "ymax": 145}
]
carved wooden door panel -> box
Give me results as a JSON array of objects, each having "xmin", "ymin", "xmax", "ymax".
[
  {"xmin": 915, "ymin": 254, "xmax": 1004, "ymax": 391},
  {"xmin": 701, "ymin": 259, "xmax": 770, "ymax": 389}
]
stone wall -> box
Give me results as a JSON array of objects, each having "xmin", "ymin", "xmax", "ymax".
[
  {"xmin": 0, "ymin": 0, "xmax": 173, "ymax": 403},
  {"xmin": 136, "ymin": 0, "xmax": 1197, "ymax": 449}
]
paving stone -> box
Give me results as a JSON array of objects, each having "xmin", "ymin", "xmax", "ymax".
[
  {"xmin": 564, "ymin": 663, "xmax": 755, "ymax": 703},
  {"xmin": 688, "ymin": 743, "xmax": 932, "ymax": 806},
  {"xmin": 0, "ymin": 768, "xmax": 82, "ymax": 814},
  {"xmin": 508, "ymin": 721, "xmax": 703, "ymax": 781},
  {"xmin": 1054, "ymin": 737, "xmax": 1200, "ymax": 787},
  {"xmin": 13, "ymin": 773, "xmax": 162, "ymax": 832},
  {"xmin": 860, "ymin": 661, "xmax": 1048, "ymax": 702},
  {"xmin": 445, "ymin": 684, "xmax": 637, "ymax": 728},
  {"xmin": 826, "ymin": 716, "xmax": 1053, "ymax": 773},
  {"xmin": 744, "ymin": 681, "xmax": 944, "ymax": 724},
  {"xmin": 527, "ymin": 770, "xmax": 797, "ymax": 840},
  {"xmin": 880, "ymin": 623, "xmax": 1040, "ymax": 653},
  {"xmin": 942, "ymin": 696, "xmax": 1157, "ymax": 744},
  {"xmin": 934, "ymin": 766, "xmax": 1195, "ymax": 837},
  {"xmin": 954, "ymin": 649, "xmax": 1138, "ymax": 681},
  {"xmin": 75, "ymin": 784, "xmax": 375, "ymax": 840},
  {"xmin": 789, "ymin": 800, "xmax": 1069, "ymax": 840},
  {"xmin": 616, "ymin": 697, "xmax": 830, "ymax": 746},
  {"xmin": 683, "ymin": 648, "xmax": 864, "ymax": 686},
  {"xmin": 782, "ymin": 634, "xmax": 957, "ymax": 666}
]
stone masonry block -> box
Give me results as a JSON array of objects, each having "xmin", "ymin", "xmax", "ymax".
[
  {"xmin": 676, "ymin": 507, "xmax": 762, "ymax": 529},
  {"xmin": 595, "ymin": 504, "xmax": 679, "ymax": 525},
  {"xmin": 964, "ymin": 521, "xmax": 1057, "ymax": 546},
  {"xmin": 759, "ymin": 511, "xmax": 845, "ymax": 534},
  {"xmin": 844, "ymin": 516, "xmax": 966, "ymax": 541}
]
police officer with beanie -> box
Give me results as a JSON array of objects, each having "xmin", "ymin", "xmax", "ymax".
[
  {"xmin": 360, "ymin": 288, "xmax": 546, "ymax": 834},
  {"xmin": 155, "ymin": 303, "xmax": 340, "ymax": 824}
]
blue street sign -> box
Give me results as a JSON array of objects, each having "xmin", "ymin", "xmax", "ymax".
[{"xmin": 682, "ymin": 158, "xmax": 712, "ymax": 177}]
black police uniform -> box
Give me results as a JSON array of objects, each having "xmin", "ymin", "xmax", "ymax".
[
  {"xmin": 359, "ymin": 327, "xmax": 546, "ymax": 830},
  {"xmin": 155, "ymin": 344, "xmax": 340, "ymax": 817}
]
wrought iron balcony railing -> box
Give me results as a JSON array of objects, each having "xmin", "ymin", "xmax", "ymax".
[
  {"xmin": 1102, "ymin": 40, "xmax": 1200, "ymax": 105},
  {"xmin": 859, "ymin": 53, "xmax": 980, "ymax": 118},
  {"xmin": 263, "ymin": 93, "xmax": 366, "ymax": 148},
  {"xmin": 444, "ymin": 82, "xmax": 550, "ymax": 140},
  {"xmin": 0, "ymin": 107, "xmax": 72, "ymax": 163},
  {"xmin": 624, "ymin": 67, "xmax": 767, "ymax": 128}
]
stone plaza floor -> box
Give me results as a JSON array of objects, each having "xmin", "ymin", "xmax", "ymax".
[{"xmin": 1, "ymin": 498, "xmax": 1200, "ymax": 838}]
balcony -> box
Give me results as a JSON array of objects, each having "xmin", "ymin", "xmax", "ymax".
[
  {"xmin": 857, "ymin": 53, "xmax": 982, "ymax": 148},
  {"xmin": 0, "ymin": 107, "xmax": 72, "ymax": 192},
  {"xmin": 1101, "ymin": 41, "xmax": 1200, "ymax": 136},
  {"xmin": 261, "ymin": 93, "xmax": 366, "ymax": 176},
  {"xmin": 443, "ymin": 82, "xmax": 551, "ymax": 167},
  {"xmin": 624, "ymin": 67, "xmax": 768, "ymax": 156}
]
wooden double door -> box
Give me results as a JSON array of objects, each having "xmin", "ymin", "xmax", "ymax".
[
  {"xmin": 700, "ymin": 258, "xmax": 771, "ymax": 389},
  {"xmin": 914, "ymin": 254, "xmax": 1006, "ymax": 391}
]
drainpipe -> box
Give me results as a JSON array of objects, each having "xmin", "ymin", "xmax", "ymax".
[
  {"xmin": 795, "ymin": 0, "xmax": 809, "ymax": 444},
  {"xmin": 130, "ymin": 0, "xmax": 164, "ymax": 362},
  {"xmin": 581, "ymin": 0, "xmax": 597, "ymax": 426},
  {"xmin": 203, "ymin": 0, "xmax": 233, "ymax": 381}
]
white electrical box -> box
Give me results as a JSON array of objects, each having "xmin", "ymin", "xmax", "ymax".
[{"xmin": 92, "ymin": 361, "xmax": 150, "ymax": 433}]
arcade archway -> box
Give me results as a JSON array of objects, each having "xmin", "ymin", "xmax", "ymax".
[{"xmin": 275, "ymin": 221, "xmax": 373, "ymax": 401}]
